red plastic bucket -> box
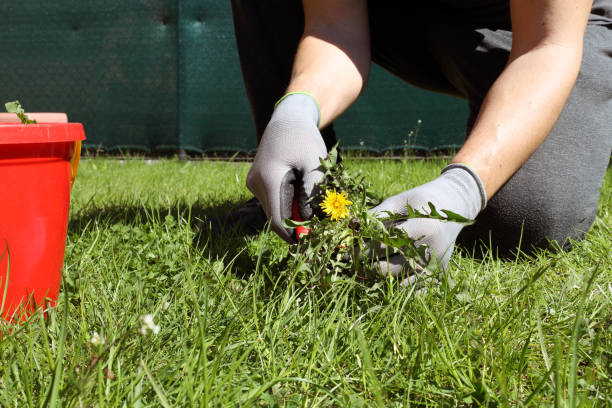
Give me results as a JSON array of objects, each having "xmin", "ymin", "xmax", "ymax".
[{"xmin": 0, "ymin": 123, "xmax": 85, "ymax": 320}]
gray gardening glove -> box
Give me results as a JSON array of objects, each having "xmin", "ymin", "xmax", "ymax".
[
  {"xmin": 246, "ymin": 93, "xmax": 327, "ymax": 242},
  {"xmin": 369, "ymin": 164, "xmax": 487, "ymax": 278}
]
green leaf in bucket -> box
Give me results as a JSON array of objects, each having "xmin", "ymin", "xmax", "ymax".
[{"xmin": 5, "ymin": 100, "xmax": 37, "ymax": 124}]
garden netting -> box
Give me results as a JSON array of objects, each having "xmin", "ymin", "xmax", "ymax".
[{"xmin": 1, "ymin": 0, "xmax": 468, "ymax": 154}]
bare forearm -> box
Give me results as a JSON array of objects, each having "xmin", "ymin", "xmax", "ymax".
[
  {"xmin": 287, "ymin": 0, "xmax": 370, "ymax": 127},
  {"xmin": 452, "ymin": 45, "xmax": 582, "ymax": 198}
]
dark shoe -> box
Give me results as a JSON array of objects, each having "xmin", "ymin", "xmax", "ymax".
[{"xmin": 197, "ymin": 197, "xmax": 268, "ymax": 237}]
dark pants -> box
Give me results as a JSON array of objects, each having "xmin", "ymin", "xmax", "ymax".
[{"xmin": 230, "ymin": 1, "xmax": 612, "ymax": 256}]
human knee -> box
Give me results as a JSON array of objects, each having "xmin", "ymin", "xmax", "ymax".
[{"xmin": 458, "ymin": 190, "xmax": 598, "ymax": 257}]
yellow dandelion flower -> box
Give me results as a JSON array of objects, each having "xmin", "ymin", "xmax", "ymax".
[{"xmin": 319, "ymin": 189, "xmax": 352, "ymax": 221}]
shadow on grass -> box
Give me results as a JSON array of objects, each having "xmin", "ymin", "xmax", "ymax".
[{"xmin": 67, "ymin": 198, "xmax": 270, "ymax": 278}]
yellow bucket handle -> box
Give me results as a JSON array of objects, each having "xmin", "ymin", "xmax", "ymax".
[{"xmin": 70, "ymin": 140, "xmax": 82, "ymax": 189}]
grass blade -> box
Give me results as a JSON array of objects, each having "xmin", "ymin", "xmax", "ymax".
[
  {"xmin": 355, "ymin": 327, "xmax": 385, "ymax": 407},
  {"xmin": 141, "ymin": 359, "xmax": 171, "ymax": 408},
  {"xmin": 1, "ymin": 241, "xmax": 10, "ymax": 316},
  {"xmin": 568, "ymin": 265, "xmax": 600, "ymax": 408},
  {"xmin": 44, "ymin": 279, "xmax": 69, "ymax": 408}
]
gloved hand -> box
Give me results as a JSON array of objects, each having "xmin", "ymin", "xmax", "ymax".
[
  {"xmin": 368, "ymin": 164, "xmax": 487, "ymax": 277},
  {"xmin": 246, "ymin": 92, "xmax": 327, "ymax": 242}
]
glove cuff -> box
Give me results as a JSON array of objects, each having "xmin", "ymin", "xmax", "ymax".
[
  {"xmin": 441, "ymin": 163, "xmax": 487, "ymax": 212},
  {"xmin": 274, "ymin": 92, "xmax": 321, "ymax": 128}
]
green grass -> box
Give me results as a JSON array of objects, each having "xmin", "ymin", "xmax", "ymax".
[{"xmin": 0, "ymin": 156, "xmax": 610, "ymax": 407}]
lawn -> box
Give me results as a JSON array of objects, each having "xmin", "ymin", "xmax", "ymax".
[{"xmin": 0, "ymin": 156, "xmax": 610, "ymax": 407}]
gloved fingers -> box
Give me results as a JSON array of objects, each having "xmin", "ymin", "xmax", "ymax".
[
  {"xmin": 273, "ymin": 170, "xmax": 300, "ymax": 243},
  {"xmin": 246, "ymin": 165, "xmax": 270, "ymax": 215},
  {"xmin": 370, "ymin": 218, "xmax": 454, "ymax": 268},
  {"xmin": 247, "ymin": 164, "xmax": 296, "ymax": 243},
  {"xmin": 355, "ymin": 236, "xmax": 427, "ymax": 282},
  {"xmin": 355, "ymin": 219, "xmax": 440, "ymax": 276},
  {"xmin": 358, "ymin": 198, "xmax": 410, "ymax": 260},
  {"xmin": 372, "ymin": 253, "xmax": 414, "ymax": 278},
  {"xmin": 396, "ymin": 218, "xmax": 459, "ymax": 270},
  {"xmin": 399, "ymin": 270, "xmax": 438, "ymax": 293},
  {"xmin": 299, "ymin": 167, "xmax": 325, "ymax": 219},
  {"xmin": 354, "ymin": 238, "xmax": 394, "ymax": 260},
  {"xmin": 371, "ymin": 253, "xmax": 441, "ymax": 291},
  {"xmin": 369, "ymin": 197, "xmax": 405, "ymax": 219},
  {"xmin": 356, "ymin": 218, "xmax": 428, "ymax": 261}
]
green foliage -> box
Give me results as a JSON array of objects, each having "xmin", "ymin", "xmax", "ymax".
[
  {"xmin": 4, "ymin": 100, "xmax": 37, "ymax": 124},
  {"xmin": 0, "ymin": 157, "xmax": 609, "ymax": 406},
  {"xmin": 283, "ymin": 145, "xmax": 474, "ymax": 285}
]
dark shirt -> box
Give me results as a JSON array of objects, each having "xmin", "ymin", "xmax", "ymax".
[
  {"xmin": 435, "ymin": 0, "xmax": 505, "ymax": 8},
  {"xmin": 591, "ymin": 0, "xmax": 612, "ymax": 24},
  {"xmin": 433, "ymin": 0, "xmax": 611, "ymax": 28}
]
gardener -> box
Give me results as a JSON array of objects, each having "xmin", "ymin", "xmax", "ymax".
[{"xmin": 219, "ymin": 0, "xmax": 612, "ymax": 275}]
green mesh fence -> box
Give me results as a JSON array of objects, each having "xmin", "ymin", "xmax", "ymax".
[{"xmin": 1, "ymin": 1, "xmax": 468, "ymax": 153}]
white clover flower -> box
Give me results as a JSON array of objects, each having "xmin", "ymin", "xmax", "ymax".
[
  {"xmin": 141, "ymin": 314, "xmax": 154, "ymax": 326},
  {"xmin": 139, "ymin": 314, "xmax": 161, "ymax": 336},
  {"xmin": 90, "ymin": 331, "xmax": 104, "ymax": 346}
]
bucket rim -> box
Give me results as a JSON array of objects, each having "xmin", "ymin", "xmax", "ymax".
[{"xmin": 0, "ymin": 123, "xmax": 86, "ymax": 145}]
